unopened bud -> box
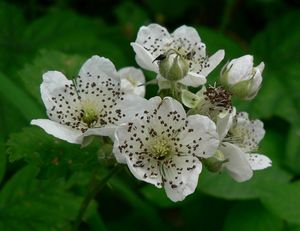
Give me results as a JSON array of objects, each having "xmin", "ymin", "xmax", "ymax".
[
  {"xmin": 159, "ymin": 53, "xmax": 189, "ymax": 81},
  {"xmin": 220, "ymin": 55, "xmax": 264, "ymax": 100}
]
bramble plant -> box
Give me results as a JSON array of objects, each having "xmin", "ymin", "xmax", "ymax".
[{"xmin": 27, "ymin": 23, "xmax": 272, "ymax": 228}]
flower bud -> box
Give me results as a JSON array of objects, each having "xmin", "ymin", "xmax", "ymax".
[
  {"xmin": 159, "ymin": 53, "xmax": 189, "ymax": 81},
  {"xmin": 220, "ymin": 55, "xmax": 264, "ymax": 100}
]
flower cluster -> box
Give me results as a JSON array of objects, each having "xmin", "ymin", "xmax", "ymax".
[{"xmin": 32, "ymin": 24, "xmax": 271, "ymax": 202}]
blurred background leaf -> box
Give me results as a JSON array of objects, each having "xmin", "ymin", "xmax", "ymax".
[
  {"xmin": 0, "ymin": 165, "xmax": 82, "ymax": 231},
  {"xmin": 7, "ymin": 127, "xmax": 100, "ymax": 180},
  {"xmin": 223, "ymin": 201, "xmax": 284, "ymax": 231}
]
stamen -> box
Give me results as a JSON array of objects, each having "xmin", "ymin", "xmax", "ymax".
[
  {"xmin": 151, "ymin": 138, "xmax": 172, "ymax": 160},
  {"xmin": 204, "ymin": 86, "xmax": 232, "ymax": 111}
]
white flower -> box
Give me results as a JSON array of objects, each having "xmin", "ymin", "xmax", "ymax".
[
  {"xmin": 31, "ymin": 56, "xmax": 147, "ymax": 144},
  {"xmin": 131, "ymin": 24, "xmax": 225, "ymax": 89},
  {"xmin": 218, "ymin": 112, "xmax": 272, "ymax": 182},
  {"xmin": 113, "ymin": 97, "xmax": 219, "ymax": 202},
  {"xmin": 220, "ymin": 55, "xmax": 264, "ymax": 100},
  {"xmin": 181, "ymin": 86, "xmax": 233, "ymax": 123},
  {"xmin": 181, "ymin": 85, "xmax": 236, "ymax": 150},
  {"xmin": 181, "ymin": 86, "xmax": 271, "ymax": 181},
  {"xmin": 119, "ymin": 67, "xmax": 145, "ymax": 97}
]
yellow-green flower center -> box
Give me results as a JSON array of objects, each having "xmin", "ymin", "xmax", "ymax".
[
  {"xmin": 151, "ymin": 138, "xmax": 172, "ymax": 160},
  {"xmin": 82, "ymin": 109, "xmax": 98, "ymax": 127},
  {"xmin": 81, "ymin": 101, "xmax": 99, "ymax": 128}
]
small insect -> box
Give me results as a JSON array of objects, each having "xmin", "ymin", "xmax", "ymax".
[
  {"xmin": 153, "ymin": 54, "xmax": 166, "ymax": 63},
  {"xmin": 186, "ymin": 50, "xmax": 196, "ymax": 60}
]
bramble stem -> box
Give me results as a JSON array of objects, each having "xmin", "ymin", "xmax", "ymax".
[{"xmin": 72, "ymin": 165, "xmax": 123, "ymax": 231}]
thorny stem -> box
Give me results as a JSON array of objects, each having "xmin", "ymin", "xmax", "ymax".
[{"xmin": 71, "ymin": 164, "xmax": 123, "ymax": 231}]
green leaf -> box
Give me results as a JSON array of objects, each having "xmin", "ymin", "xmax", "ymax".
[
  {"xmin": 22, "ymin": 11, "xmax": 127, "ymax": 66},
  {"xmin": 287, "ymin": 224, "xmax": 300, "ymax": 231},
  {"xmin": 0, "ymin": 2, "xmax": 27, "ymax": 73},
  {"xmin": 246, "ymin": 11, "xmax": 300, "ymax": 123},
  {"xmin": 223, "ymin": 201, "xmax": 284, "ymax": 231},
  {"xmin": 0, "ymin": 165, "xmax": 82, "ymax": 231},
  {"xmin": 260, "ymin": 180, "xmax": 300, "ymax": 225},
  {"xmin": 198, "ymin": 166, "xmax": 291, "ymax": 200},
  {"xmin": 23, "ymin": 10, "xmax": 103, "ymax": 55},
  {"xmin": 140, "ymin": 184, "xmax": 174, "ymax": 208},
  {"xmin": 109, "ymin": 177, "xmax": 167, "ymax": 229},
  {"xmin": 181, "ymin": 192, "xmax": 231, "ymax": 231},
  {"xmin": 0, "ymin": 72, "xmax": 43, "ymax": 121},
  {"xmin": 247, "ymin": 11, "xmax": 300, "ymax": 174},
  {"xmin": 285, "ymin": 126, "xmax": 300, "ymax": 174},
  {"xmin": 7, "ymin": 127, "xmax": 100, "ymax": 180},
  {"xmin": 144, "ymin": 0, "xmax": 193, "ymax": 20},
  {"xmin": 115, "ymin": 2, "xmax": 149, "ymax": 40},
  {"xmin": 198, "ymin": 128, "xmax": 292, "ymax": 200},
  {"xmin": 0, "ymin": 135, "xmax": 6, "ymax": 184},
  {"xmin": 86, "ymin": 211, "xmax": 108, "ymax": 231},
  {"xmin": 197, "ymin": 27, "xmax": 244, "ymax": 59},
  {"xmin": 0, "ymin": 98, "xmax": 28, "ymax": 136}
]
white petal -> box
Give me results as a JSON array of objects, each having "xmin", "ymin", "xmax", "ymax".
[
  {"xmin": 232, "ymin": 112, "xmax": 265, "ymax": 152},
  {"xmin": 131, "ymin": 43, "xmax": 159, "ymax": 72},
  {"xmin": 41, "ymin": 71, "xmax": 72, "ymax": 110},
  {"xmin": 154, "ymin": 97, "xmax": 187, "ymax": 131},
  {"xmin": 78, "ymin": 55, "xmax": 118, "ymax": 81},
  {"xmin": 81, "ymin": 126, "xmax": 117, "ymax": 141},
  {"xmin": 77, "ymin": 56, "xmax": 121, "ymax": 103},
  {"xmin": 180, "ymin": 114, "xmax": 219, "ymax": 158},
  {"xmin": 41, "ymin": 71, "xmax": 78, "ymax": 116},
  {"xmin": 40, "ymin": 71, "xmax": 82, "ymax": 128},
  {"xmin": 172, "ymin": 25, "xmax": 202, "ymax": 46},
  {"xmin": 163, "ymin": 155, "xmax": 202, "ymax": 202},
  {"xmin": 172, "ymin": 25, "xmax": 207, "ymax": 62},
  {"xmin": 200, "ymin": 49, "xmax": 225, "ymax": 77},
  {"xmin": 179, "ymin": 72, "xmax": 207, "ymax": 87},
  {"xmin": 245, "ymin": 67, "xmax": 263, "ymax": 100},
  {"xmin": 227, "ymin": 55, "xmax": 253, "ymax": 85},
  {"xmin": 119, "ymin": 67, "xmax": 145, "ymax": 97},
  {"xmin": 135, "ymin": 24, "xmax": 170, "ymax": 59},
  {"xmin": 31, "ymin": 119, "xmax": 82, "ymax": 144},
  {"xmin": 256, "ymin": 61, "xmax": 265, "ymax": 73},
  {"xmin": 113, "ymin": 121, "xmax": 163, "ymax": 186},
  {"xmin": 246, "ymin": 153, "xmax": 272, "ymax": 170},
  {"xmin": 116, "ymin": 94, "xmax": 149, "ymax": 124},
  {"xmin": 216, "ymin": 107, "xmax": 236, "ymax": 140},
  {"xmin": 220, "ymin": 142, "xmax": 253, "ymax": 182},
  {"xmin": 113, "ymin": 123, "xmax": 130, "ymax": 164}
]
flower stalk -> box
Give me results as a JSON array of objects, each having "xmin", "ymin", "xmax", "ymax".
[{"xmin": 72, "ymin": 164, "xmax": 123, "ymax": 231}]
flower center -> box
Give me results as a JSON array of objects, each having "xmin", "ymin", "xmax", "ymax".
[
  {"xmin": 229, "ymin": 127, "xmax": 251, "ymax": 148},
  {"xmin": 151, "ymin": 138, "xmax": 172, "ymax": 160},
  {"xmin": 204, "ymin": 86, "xmax": 232, "ymax": 110},
  {"xmin": 197, "ymin": 86, "xmax": 232, "ymax": 121},
  {"xmin": 81, "ymin": 101, "xmax": 99, "ymax": 128},
  {"xmin": 82, "ymin": 108, "xmax": 98, "ymax": 127}
]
